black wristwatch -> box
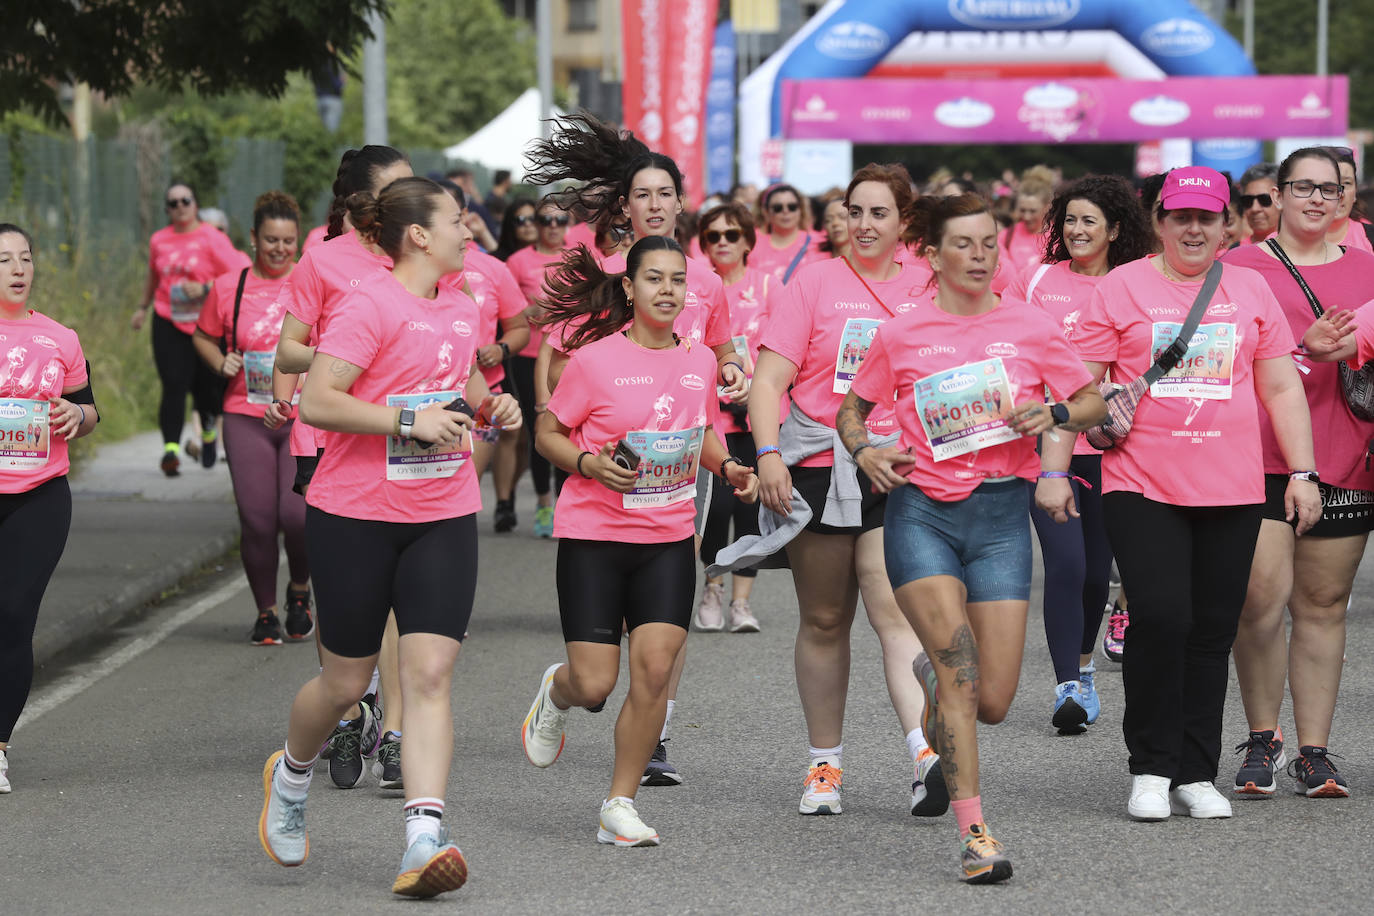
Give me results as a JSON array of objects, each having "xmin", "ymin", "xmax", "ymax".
[
  {"xmin": 398, "ymin": 408, "xmax": 416, "ymax": 439},
  {"xmin": 1049, "ymin": 402, "xmax": 1070, "ymax": 426},
  {"xmin": 498, "ymin": 341, "xmax": 511, "ymax": 360}
]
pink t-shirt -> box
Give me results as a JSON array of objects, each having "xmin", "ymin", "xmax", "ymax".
[
  {"xmin": 0, "ymin": 311, "xmax": 88, "ymax": 493},
  {"xmin": 999, "ymin": 223, "xmax": 1048, "ymax": 278},
  {"xmin": 547, "ymin": 332, "xmax": 720, "ymax": 543},
  {"xmin": 278, "ymin": 231, "xmax": 392, "ymax": 457},
  {"xmin": 760, "ymin": 257, "xmax": 932, "ymax": 466},
  {"xmin": 445, "ymin": 244, "xmax": 525, "ymax": 388},
  {"xmin": 306, "ymin": 272, "xmax": 483, "ymax": 523},
  {"xmin": 1339, "ymin": 219, "xmax": 1374, "ymax": 255},
  {"xmin": 505, "ymin": 244, "xmax": 570, "ymax": 358},
  {"xmin": 752, "ymin": 232, "xmax": 824, "ymax": 286},
  {"xmin": 1222, "ymin": 243, "xmax": 1374, "ymax": 489},
  {"xmin": 564, "ymin": 221, "xmax": 597, "ymax": 256},
  {"xmin": 715, "ymin": 268, "xmax": 772, "ymax": 437},
  {"xmin": 148, "ymin": 223, "xmax": 251, "ymax": 334},
  {"xmin": 1072, "ymin": 257, "xmax": 1296, "ymax": 506},
  {"xmin": 1003, "ymin": 259, "xmax": 1106, "ymax": 457},
  {"xmin": 197, "ymin": 268, "xmax": 292, "ymax": 418},
  {"xmin": 851, "ymin": 299, "xmax": 1092, "ymax": 501},
  {"xmin": 301, "ymin": 225, "xmax": 329, "ymax": 253}
]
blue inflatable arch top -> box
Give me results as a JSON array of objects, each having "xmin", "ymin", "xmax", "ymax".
[{"xmin": 771, "ymin": 0, "xmax": 1259, "ymax": 173}]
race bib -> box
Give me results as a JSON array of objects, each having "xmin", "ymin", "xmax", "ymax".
[
  {"xmin": 243, "ymin": 351, "xmax": 277, "ymax": 405},
  {"xmin": 832, "ymin": 318, "xmax": 883, "ymax": 394},
  {"xmin": 622, "ymin": 426, "xmax": 705, "ymax": 509},
  {"xmin": 1149, "ymin": 322, "xmax": 1234, "ymax": 400},
  {"xmin": 914, "ymin": 358, "xmax": 1017, "ymax": 461},
  {"xmin": 168, "ymin": 282, "xmax": 207, "ymax": 324},
  {"xmin": 384, "ymin": 391, "xmax": 470, "ymax": 480},
  {"xmin": 0, "ymin": 398, "xmax": 50, "ymax": 469}
]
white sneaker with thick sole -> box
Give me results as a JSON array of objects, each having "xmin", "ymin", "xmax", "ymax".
[
  {"xmin": 597, "ymin": 798, "xmax": 661, "ymax": 847},
  {"xmin": 1170, "ymin": 781, "xmax": 1233, "ymax": 818},
  {"xmin": 1127, "ymin": 774, "xmax": 1171, "ymax": 821},
  {"xmin": 799, "ymin": 763, "xmax": 843, "ymax": 815},
  {"xmin": 0, "ymin": 749, "xmax": 10, "ymax": 793},
  {"xmin": 521, "ymin": 663, "xmax": 568, "ymax": 767},
  {"xmin": 694, "ymin": 582, "xmax": 725, "ymax": 631}
]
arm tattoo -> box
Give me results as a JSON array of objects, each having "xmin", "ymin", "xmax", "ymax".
[
  {"xmin": 836, "ymin": 393, "xmax": 875, "ymax": 454},
  {"xmin": 328, "ymin": 358, "xmax": 354, "ymax": 378},
  {"xmin": 933, "ymin": 624, "xmax": 980, "ymax": 690}
]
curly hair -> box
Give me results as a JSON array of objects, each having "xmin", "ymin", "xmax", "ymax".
[
  {"xmin": 251, "ymin": 190, "xmax": 301, "ymax": 234},
  {"xmin": 1042, "ymin": 174, "xmax": 1153, "ymax": 268}
]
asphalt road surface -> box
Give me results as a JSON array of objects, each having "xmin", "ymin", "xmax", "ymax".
[{"xmin": 4, "ymin": 489, "xmax": 1373, "ymax": 914}]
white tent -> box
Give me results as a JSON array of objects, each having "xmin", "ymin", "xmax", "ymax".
[{"xmin": 444, "ymin": 88, "xmax": 565, "ymax": 182}]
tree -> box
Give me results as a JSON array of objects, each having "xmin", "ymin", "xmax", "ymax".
[{"xmin": 2, "ymin": 0, "xmax": 388, "ymax": 123}]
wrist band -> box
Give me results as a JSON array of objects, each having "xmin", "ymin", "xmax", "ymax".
[
  {"xmin": 851, "ymin": 444, "xmax": 870, "ymax": 461},
  {"xmin": 498, "ymin": 342, "xmax": 511, "ymax": 359},
  {"xmin": 1039, "ymin": 470, "xmax": 1093, "ymax": 489},
  {"xmin": 720, "ymin": 456, "xmax": 744, "ymax": 479},
  {"xmin": 76, "ymin": 404, "xmax": 86, "ymax": 427},
  {"xmin": 577, "ymin": 451, "xmax": 594, "ymax": 478},
  {"xmin": 756, "ymin": 445, "xmax": 782, "ymax": 461},
  {"xmin": 273, "ymin": 399, "xmax": 294, "ymax": 414}
]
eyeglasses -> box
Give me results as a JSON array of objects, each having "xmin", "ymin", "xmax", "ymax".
[
  {"xmin": 1239, "ymin": 193, "xmax": 1273, "ymax": 210},
  {"xmin": 514, "ymin": 214, "xmax": 536, "ymax": 225},
  {"xmin": 165, "ymin": 196, "xmax": 194, "ymax": 208},
  {"xmin": 769, "ymin": 201, "xmax": 800, "ymax": 214},
  {"xmin": 537, "ymin": 214, "xmax": 570, "ymax": 227},
  {"xmin": 704, "ymin": 229, "xmax": 742, "ymax": 245},
  {"xmin": 1281, "ymin": 180, "xmax": 1343, "ymax": 200}
]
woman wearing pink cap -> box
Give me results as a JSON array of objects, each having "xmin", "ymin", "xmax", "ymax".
[{"xmin": 1069, "ymin": 166, "xmax": 1321, "ymax": 823}]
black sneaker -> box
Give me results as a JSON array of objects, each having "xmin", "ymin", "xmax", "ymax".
[
  {"xmin": 201, "ymin": 435, "xmax": 218, "ymax": 469},
  {"xmin": 1289, "ymin": 745, "xmax": 1350, "ymax": 798},
  {"xmin": 250, "ymin": 611, "xmax": 283, "ymax": 646},
  {"xmin": 1233, "ymin": 729, "xmax": 1285, "ymax": 797},
  {"xmin": 494, "ymin": 499, "xmax": 517, "ymax": 533},
  {"xmin": 283, "ymin": 587, "xmax": 314, "ymax": 640},
  {"xmin": 640, "ymin": 739, "xmax": 682, "ymax": 786},
  {"xmin": 160, "ymin": 451, "xmax": 180, "ymax": 477},
  {"xmin": 327, "ymin": 702, "xmax": 377, "ymax": 789},
  {"xmin": 371, "ymin": 731, "xmax": 403, "ymax": 790}
]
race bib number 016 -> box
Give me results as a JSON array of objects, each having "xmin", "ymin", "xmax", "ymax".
[
  {"xmin": 914, "ymin": 358, "xmax": 1017, "ymax": 461},
  {"xmin": 622, "ymin": 426, "xmax": 705, "ymax": 509},
  {"xmin": 384, "ymin": 391, "xmax": 470, "ymax": 480},
  {"xmin": 1149, "ymin": 322, "xmax": 1235, "ymax": 400},
  {"xmin": 0, "ymin": 398, "xmax": 50, "ymax": 469}
]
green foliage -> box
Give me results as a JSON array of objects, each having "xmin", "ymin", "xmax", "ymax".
[{"xmin": 165, "ymin": 108, "xmax": 231, "ymax": 201}]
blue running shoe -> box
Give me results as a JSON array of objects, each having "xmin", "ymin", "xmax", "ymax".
[
  {"xmin": 258, "ymin": 751, "xmax": 309, "ymax": 867},
  {"xmin": 1078, "ymin": 663, "xmax": 1100, "ymax": 725},
  {"xmin": 534, "ymin": 504, "xmax": 555, "ymax": 538},
  {"xmin": 391, "ymin": 832, "xmax": 468, "ymax": 898},
  {"xmin": 1052, "ymin": 681, "xmax": 1088, "ymax": 735}
]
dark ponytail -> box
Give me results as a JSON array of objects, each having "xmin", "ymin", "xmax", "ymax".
[
  {"xmin": 325, "ymin": 145, "xmax": 409, "ymax": 241},
  {"xmin": 538, "ymin": 235, "xmax": 685, "ymax": 351},
  {"xmin": 344, "ymin": 177, "xmax": 445, "ymax": 262}
]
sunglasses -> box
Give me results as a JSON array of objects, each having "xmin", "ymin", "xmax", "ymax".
[
  {"xmin": 537, "ymin": 214, "xmax": 570, "ymax": 227},
  {"xmin": 166, "ymin": 196, "xmax": 194, "ymax": 208},
  {"xmin": 1240, "ymin": 193, "xmax": 1273, "ymax": 210},
  {"xmin": 514, "ymin": 214, "xmax": 536, "ymax": 225},
  {"xmin": 704, "ymin": 229, "xmax": 743, "ymax": 245},
  {"xmin": 769, "ymin": 201, "xmax": 800, "ymax": 214}
]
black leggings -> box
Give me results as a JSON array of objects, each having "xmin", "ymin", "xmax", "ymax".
[
  {"xmin": 556, "ymin": 537, "xmax": 695, "ymax": 644},
  {"xmin": 0, "ymin": 477, "xmax": 73, "ymax": 742},
  {"xmin": 699, "ymin": 430, "xmax": 760, "ymax": 577},
  {"xmin": 510, "ymin": 355, "xmax": 552, "ymax": 497},
  {"xmin": 1105, "ymin": 492, "xmax": 1262, "ymax": 784},
  {"xmin": 151, "ymin": 314, "xmax": 222, "ymax": 446},
  {"xmin": 306, "ymin": 507, "xmax": 478, "ymax": 658},
  {"xmin": 1028, "ymin": 454, "xmax": 1113, "ymax": 683}
]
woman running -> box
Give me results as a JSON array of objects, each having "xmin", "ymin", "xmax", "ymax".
[
  {"xmin": 519, "ymin": 236, "xmax": 758, "ymax": 846},
  {"xmin": 257, "ymin": 177, "xmax": 520, "ymax": 897},
  {"xmin": 837, "ymin": 193, "xmax": 1104, "ymax": 882},
  {"xmin": 0, "ymin": 223, "xmax": 100, "ymax": 794},
  {"xmin": 752, "ymin": 184, "xmax": 822, "ymax": 286},
  {"xmin": 193, "ymin": 192, "xmax": 313, "ymax": 646},
  {"xmin": 740, "ymin": 163, "xmax": 945, "ymax": 819},
  {"xmin": 1221, "ymin": 147, "xmax": 1374, "ymax": 799},
  {"xmin": 268, "ymin": 145, "xmax": 412, "ymax": 791},
  {"xmin": 1002, "ymin": 174, "xmax": 1153, "ymax": 732},
  {"xmin": 132, "ymin": 181, "xmax": 249, "ymax": 476},
  {"xmin": 1070, "ymin": 166, "xmax": 1321, "ymax": 823},
  {"xmin": 695, "ymin": 201, "xmax": 769, "ymax": 633}
]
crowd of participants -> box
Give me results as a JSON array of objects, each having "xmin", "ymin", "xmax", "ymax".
[{"xmin": 2, "ymin": 122, "xmax": 1372, "ymax": 895}]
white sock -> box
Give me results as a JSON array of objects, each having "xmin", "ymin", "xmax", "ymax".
[
  {"xmin": 367, "ymin": 667, "xmax": 380, "ymax": 698},
  {"xmin": 403, "ymin": 797, "xmax": 444, "ymax": 847},
  {"xmin": 808, "ymin": 743, "xmax": 843, "ymax": 769},
  {"xmin": 1080, "ymin": 660, "xmax": 1096, "ymax": 676},
  {"xmin": 659, "ymin": 700, "xmax": 675, "ymax": 741},
  {"xmin": 905, "ymin": 728, "xmax": 929, "ymax": 762},
  {"xmin": 602, "ymin": 795, "xmax": 635, "ymax": 810},
  {"xmin": 275, "ymin": 745, "xmax": 315, "ymax": 799}
]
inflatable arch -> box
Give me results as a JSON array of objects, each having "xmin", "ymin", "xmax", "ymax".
[{"xmin": 748, "ymin": 0, "xmax": 1258, "ymax": 181}]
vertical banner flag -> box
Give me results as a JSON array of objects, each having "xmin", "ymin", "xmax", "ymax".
[
  {"xmin": 705, "ymin": 20, "xmax": 737, "ymax": 197},
  {"xmin": 624, "ymin": 0, "xmax": 719, "ymax": 206}
]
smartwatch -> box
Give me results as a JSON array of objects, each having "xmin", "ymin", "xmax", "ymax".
[
  {"xmin": 398, "ymin": 408, "xmax": 416, "ymax": 439},
  {"xmin": 1049, "ymin": 402, "xmax": 1070, "ymax": 426}
]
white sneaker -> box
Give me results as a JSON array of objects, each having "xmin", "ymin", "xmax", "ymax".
[
  {"xmin": 727, "ymin": 598, "xmax": 760, "ymax": 633},
  {"xmin": 597, "ymin": 797, "xmax": 660, "ymax": 847},
  {"xmin": 799, "ymin": 762, "xmax": 843, "ymax": 815},
  {"xmin": 694, "ymin": 582, "xmax": 725, "ymax": 631},
  {"xmin": 521, "ymin": 663, "xmax": 568, "ymax": 767},
  {"xmin": 0, "ymin": 749, "xmax": 10, "ymax": 793},
  {"xmin": 1127, "ymin": 774, "xmax": 1171, "ymax": 821},
  {"xmin": 1169, "ymin": 781, "xmax": 1233, "ymax": 819}
]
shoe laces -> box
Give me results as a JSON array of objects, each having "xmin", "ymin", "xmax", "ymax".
[
  {"xmin": 285, "ymin": 589, "xmax": 311, "ymax": 615},
  {"xmin": 804, "ymin": 763, "xmax": 842, "ymax": 792},
  {"xmin": 1233, "ymin": 731, "xmax": 1277, "ymax": 771},
  {"xmin": 1288, "ymin": 747, "xmax": 1343, "ymax": 781},
  {"xmin": 649, "ymin": 739, "xmax": 669, "ymax": 764},
  {"xmin": 962, "ymin": 824, "xmax": 1002, "ymax": 857},
  {"xmin": 378, "ymin": 736, "xmax": 401, "ymax": 767},
  {"xmin": 277, "ymin": 796, "xmax": 306, "ymax": 834},
  {"xmin": 535, "ymin": 700, "xmax": 566, "ymax": 743},
  {"xmin": 330, "ymin": 724, "xmax": 362, "ymax": 764},
  {"xmin": 1106, "ymin": 609, "xmax": 1128, "ymax": 639}
]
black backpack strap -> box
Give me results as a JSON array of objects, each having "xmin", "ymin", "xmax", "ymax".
[{"xmin": 228, "ymin": 267, "xmax": 249, "ymax": 352}]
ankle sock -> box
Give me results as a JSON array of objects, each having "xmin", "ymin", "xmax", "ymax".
[
  {"xmin": 163, "ymin": 442, "xmax": 178, "ymax": 454},
  {"xmin": 602, "ymin": 795, "xmax": 634, "ymax": 811},
  {"xmin": 367, "ymin": 667, "xmax": 381, "ymax": 698},
  {"xmin": 403, "ymin": 797, "xmax": 444, "ymax": 847},
  {"xmin": 905, "ymin": 728, "xmax": 929, "ymax": 762},
  {"xmin": 808, "ymin": 743, "xmax": 843, "ymax": 770},
  {"xmin": 659, "ymin": 699, "xmax": 675, "ymax": 741},
  {"xmin": 276, "ymin": 745, "xmax": 316, "ymax": 799},
  {"xmin": 952, "ymin": 796, "xmax": 983, "ymax": 836}
]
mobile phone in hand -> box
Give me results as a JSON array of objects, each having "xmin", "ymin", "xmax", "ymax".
[{"xmin": 612, "ymin": 439, "xmax": 641, "ymax": 471}]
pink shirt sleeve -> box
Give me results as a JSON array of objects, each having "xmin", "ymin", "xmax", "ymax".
[
  {"xmin": 1070, "ymin": 283, "xmax": 1122, "ymax": 365},
  {"xmin": 758, "ymin": 278, "xmax": 810, "ymax": 369},
  {"xmin": 316, "ymin": 290, "xmax": 386, "ymax": 371},
  {"xmin": 546, "ymin": 352, "xmax": 592, "ymax": 430},
  {"xmin": 1353, "ymin": 298, "xmax": 1374, "ymax": 368},
  {"xmin": 283, "ymin": 252, "xmax": 325, "ymax": 327},
  {"xmin": 848, "ymin": 323, "xmax": 896, "ymax": 409},
  {"xmin": 196, "ymin": 273, "xmax": 230, "ymax": 340}
]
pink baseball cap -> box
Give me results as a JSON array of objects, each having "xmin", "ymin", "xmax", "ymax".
[{"xmin": 1159, "ymin": 166, "xmax": 1229, "ymax": 212}]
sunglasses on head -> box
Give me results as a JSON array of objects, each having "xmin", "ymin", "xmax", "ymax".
[
  {"xmin": 514, "ymin": 214, "xmax": 536, "ymax": 225},
  {"xmin": 704, "ymin": 229, "xmax": 742, "ymax": 245},
  {"xmin": 166, "ymin": 196, "xmax": 194, "ymax": 208},
  {"xmin": 769, "ymin": 201, "xmax": 800, "ymax": 214},
  {"xmin": 1240, "ymin": 193, "xmax": 1273, "ymax": 209},
  {"xmin": 537, "ymin": 214, "xmax": 570, "ymax": 227}
]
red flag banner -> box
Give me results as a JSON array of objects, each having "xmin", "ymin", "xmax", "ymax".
[{"xmin": 621, "ymin": 0, "xmax": 666, "ymax": 148}]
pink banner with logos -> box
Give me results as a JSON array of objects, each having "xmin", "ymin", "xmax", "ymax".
[{"xmin": 781, "ymin": 76, "xmax": 1348, "ymax": 144}]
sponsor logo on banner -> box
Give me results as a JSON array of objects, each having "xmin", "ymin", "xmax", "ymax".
[
  {"xmin": 862, "ymin": 106, "xmax": 912, "ymax": 122},
  {"xmin": 1214, "ymin": 104, "xmax": 1264, "ymax": 119},
  {"xmin": 793, "ymin": 95, "xmax": 839, "ymax": 123},
  {"xmin": 816, "ymin": 21, "xmax": 890, "ymax": 60},
  {"xmin": 1018, "ymin": 82, "xmax": 1089, "ymax": 142},
  {"xmin": 948, "ymin": 0, "xmax": 1081, "ymax": 29},
  {"xmin": 985, "ymin": 342, "xmax": 1019, "ymax": 358},
  {"xmin": 1288, "ymin": 92, "xmax": 1333, "ymax": 120},
  {"xmin": 934, "ymin": 97, "xmax": 995, "ymax": 128},
  {"xmin": 1195, "ymin": 138, "xmax": 1262, "ymax": 161},
  {"xmin": 1140, "ymin": 18, "xmax": 1215, "ymax": 57},
  {"xmin": 1129, "ymin": 95, "xmax": 1191, "ymax": 127}
]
